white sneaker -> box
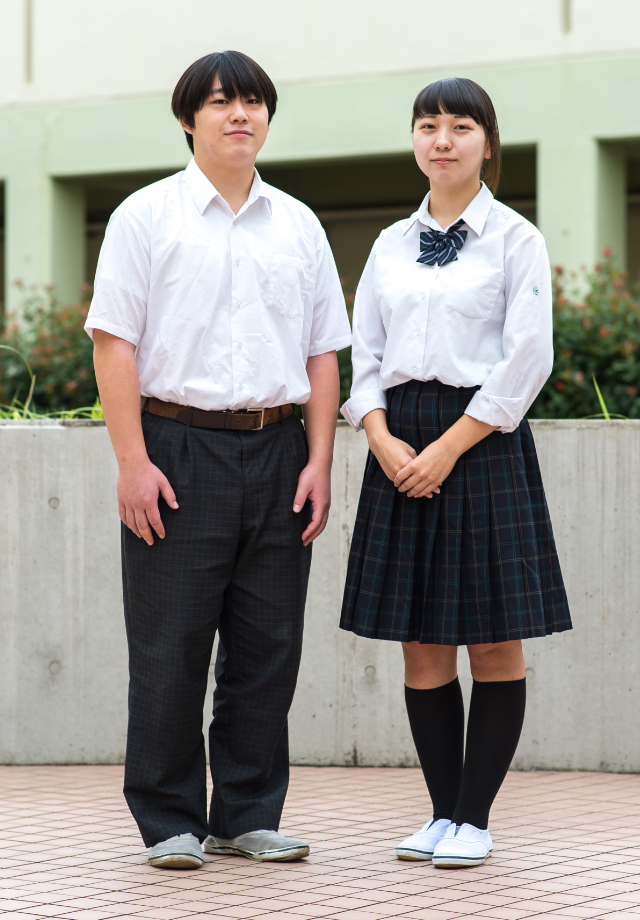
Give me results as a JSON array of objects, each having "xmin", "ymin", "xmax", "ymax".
[
  {"xmin": 148, "ymin": 833, "xmax": 203, "ymax": 869},
  {"xmin": 396, "ymin": 818, "xmax": 451, "ymax": 860},
  {"xmin": 204, "ymin": 829, "xmax": 309, "ymax": 861},
  {"xmin": 431, "ymin": 823, "xmax": 493, "ymax": 867}
]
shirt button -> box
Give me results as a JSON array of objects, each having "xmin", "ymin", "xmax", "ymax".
[
  {"xmin": 236, "ymin": 342, "xmax": 242, "ymax": 350},
  {"xmin": 412, "ymin": 366, "xmax": 418, "ymax": 374},
  {"xmin": 238, "ymin": 384, "xmax": 243, "ymax": 391},
  {"xmin": 236, "ymin": 300, "xmax": 241, "ymax": 308},
  {"xmin": 416, "ymin": 330, "xmax": 421, "ymax": 336},
  {"xmin": 235, "ymin": 259, "xmax": 240, "ymax": 266}
]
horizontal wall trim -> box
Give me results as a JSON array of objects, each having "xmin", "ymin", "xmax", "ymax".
[{"xmin": 1, "ymin": 54, "xmax": 640, "ymax": 178}]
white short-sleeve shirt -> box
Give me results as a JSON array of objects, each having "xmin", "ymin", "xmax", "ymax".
[
  {"xmin": 85, "ymin": 158, "xmax": 352, "ymax": 411},
  {"xmin": 341, "ymin": 183, "xmax": 553, "ymax": 434}
]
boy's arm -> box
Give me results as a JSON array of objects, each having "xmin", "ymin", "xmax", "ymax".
[
  {"xmin": 93, "ymin": 329, "xmax": 178, "ymax": 545},
  {"xmin": 294, "ymin": 350, "xmax": 340, "ymax": 546}
]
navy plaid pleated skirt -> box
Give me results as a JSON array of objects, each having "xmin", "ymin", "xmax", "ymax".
[{"xmin": 340, "ymin": 379, "xmax": 572, "ymax": 646}]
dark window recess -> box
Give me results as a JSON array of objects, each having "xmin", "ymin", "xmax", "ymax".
[{"xmin": 261, "ymin": 148, "xmax": 536, "ymax": 295}]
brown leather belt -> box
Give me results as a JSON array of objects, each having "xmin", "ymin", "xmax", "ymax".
[{"xmin": 144, "ymin": 397, "xmax": 293, "ymax": 431}]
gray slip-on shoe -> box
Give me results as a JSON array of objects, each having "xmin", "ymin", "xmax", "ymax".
[
  {"xmin": 148, "ymin": 833, "xmax": 203, "ymax": 869},
  {"xmin": 204, "ymin": 829, "xmax": 310, "ymax": 861}
]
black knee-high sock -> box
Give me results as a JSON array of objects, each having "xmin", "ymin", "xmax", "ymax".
[
  {"xmin": 404, "ymin": 678, "xmax": 465, "ymax": 821},
  {"xmin": 451, "ymin": 678, "xmax": 527, "ymax": 830}
]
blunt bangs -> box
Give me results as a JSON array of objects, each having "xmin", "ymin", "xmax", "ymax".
[
  {"xmin": 411, "ymin": 77, "xmax": 502, "ymax": 194},
  {"xmin": 171, "ymin": 50, "xmax": 278, "ymax": 153}
]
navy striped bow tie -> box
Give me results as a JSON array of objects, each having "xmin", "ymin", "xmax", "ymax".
[{"xmin": 417, "ymin": 219, "xmax": 468, "ymax": 267}]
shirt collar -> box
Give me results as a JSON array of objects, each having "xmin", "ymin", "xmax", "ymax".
[
  {"xmin": 403, "ymin": 181, "xmax": 494, "ymax": 237},
  {"xmin": 183, "ymin": 157, "xmax": 272, "ymax": 215}
]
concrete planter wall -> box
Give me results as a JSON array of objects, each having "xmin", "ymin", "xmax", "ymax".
[{"xmin": 1, "ymin": 419, "xmax": 639, "ymax": 770}]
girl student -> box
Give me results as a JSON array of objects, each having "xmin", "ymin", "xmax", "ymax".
[{"xmin": 340, "ymin": 78, "xmax": 571, "ymax": 868}]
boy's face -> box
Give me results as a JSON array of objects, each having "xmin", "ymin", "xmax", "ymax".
[{"xmin": 181, "ymin": 78, "xmax": 270, "ymax": 166}]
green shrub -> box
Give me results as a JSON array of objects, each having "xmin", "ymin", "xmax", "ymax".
[
  {"xmin": 337, "ymin": 346, "xmax": 353, "ymax": 410},
  {"xmin": 3, "ymin": 259, "xmax": 638, "ymax": 421},
  {"xmin": 337, "ymin": 287, "xmax": 355, "ymax": 410},
  {"xmin": 0, "ymin": 280, "xmax": 356, "ymax": 417},
  {"xmin": 337, "ymin": 256, "xmax": 640, "ymax": 420},
  {"xmin": 0, "ymin": 282, "xmax": 98, "ymax": 413},
  {"xmin": 530, "ymin": 254, "xmax": 640, "ymax": 419}
]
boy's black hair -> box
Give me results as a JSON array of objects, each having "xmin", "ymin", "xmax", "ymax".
[
  {"xmin": 171, "ymin": 51, "xmax": 277, "ymax": 153},
  {"xmin": 412, "ymin": 77, "xmax": 501, "ymax": 194}
]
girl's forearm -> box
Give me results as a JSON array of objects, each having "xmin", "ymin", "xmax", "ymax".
[
  {"xmin": 440, "ymin": 413, "xmax": 497, "ymax": 459},
  {"xmin": 362, "ymin": 408, "xmax": 390, "ymax": 448}
]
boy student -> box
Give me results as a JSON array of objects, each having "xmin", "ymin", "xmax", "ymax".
[{"xmin": 86, "ymin": 51, "xmax": 351, "ymax": 868}]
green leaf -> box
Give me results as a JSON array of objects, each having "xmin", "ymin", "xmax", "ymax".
[{"xmin": 592, "ymin": 375, "xmax": 610, "ymax": 419}]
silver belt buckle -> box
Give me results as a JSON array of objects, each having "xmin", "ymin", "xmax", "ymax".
[{"xmin": 246, "ymin": 408, "xmax": 265, "ymax": 430}]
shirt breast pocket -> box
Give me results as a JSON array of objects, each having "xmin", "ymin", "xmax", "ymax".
[
  {"xmin": 267, "ymin": 253, "xmax": 310, "ymax": 319},
  {"xmin": 443, "ymin": 267, "xmax": 504, "ymax": 320}
]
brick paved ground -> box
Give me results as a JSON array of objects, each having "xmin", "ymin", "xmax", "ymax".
[{"xmin": 1, "ymin": 766, "xmax": 640, "ymax": 919}]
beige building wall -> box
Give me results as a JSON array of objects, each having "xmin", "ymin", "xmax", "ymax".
[
  {"xmin": 1, "ymin": 1, "xmax": 640, "ymax": 312},
  {"xmin": 2, "ymin": 0, "xmax": 640, "ymax": 104}
]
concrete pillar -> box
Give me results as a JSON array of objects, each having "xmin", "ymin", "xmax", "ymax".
[
  {"xmin": 5, "ymin": 158, "xmax": 85, "ymax": 318},
  {"xmin": 538, "ymin": 135, "xmax": 627, "ymax": 274},
  {"xmin": 51, "ymin": 179, "xmax": 86, "ymax": 303},
  {"xmin": 5, "ymin": 164, "xmax": 53, "ymax": 317},
  {"xmin": 597, "ymin": 142, "xmax": 627, "ymax": 269},
  {"xmin": 0, "ymin": 182, "xmax": 5, "ymax": 313},
  {"xmin": 537, "ymin": 135, "xmax": 597, "ymax": 274}
]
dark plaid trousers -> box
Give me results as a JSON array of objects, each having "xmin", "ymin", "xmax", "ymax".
[{"xmin": 122, "ymin": 410, "xmax": 312, "ymax": 847}]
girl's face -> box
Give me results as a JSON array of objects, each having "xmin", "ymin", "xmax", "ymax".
[{"xmin": 413, "ymin": 111, "xmax": 490, "ymax": 190}]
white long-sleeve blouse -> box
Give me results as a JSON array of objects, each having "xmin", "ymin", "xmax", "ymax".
[{"xmin": 340, "ymin": 182, "xmax": 553, "ymax": 434}]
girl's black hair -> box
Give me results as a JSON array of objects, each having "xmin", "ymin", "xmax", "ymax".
[
  {"xmin": 171, "ymin": 50, "xmax": 278, "ymax": 153},
  {"xmin": 412, "ymin": 77, "xmax": 501, "ymax": 194}
]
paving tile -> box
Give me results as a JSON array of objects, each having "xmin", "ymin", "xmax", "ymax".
[
  {"xmin": 0, "ymin": 898, "xmax": 41, "ymax": 909},
  {"xmin": 16, "ymin": 908, "xmax": 74, "ymax": 918},
  {"xmin": 1, "ymin": 767, "xmax": 640, "ymax": 920},
  {"xmin": 0, "ymin": 914, "xmax": 54, "ymax": 920},
  {"xmin": 395, "ymin": 910, "xmax": 475, "ymax": 919},
  {"xmin": 55, "ymin": 912, "xmax": 136, "ymax": 920},
  {"xmin": 327, "ymin": 912, "xmax": 404, "ymax": 920},
  {"xmin": 123, "ymin": 909, "xmax": 196, "ymax": 919},
  {"xmin": 542, "ymin": 907, "xmax": 613, "ymax": 917},
  {"xmin": 471, "ymin": 909, "xmax": 548, "ymax": 919},
  {"xmin": 279, "ymin": 906, "xmax": 342, "ymax": 918}
]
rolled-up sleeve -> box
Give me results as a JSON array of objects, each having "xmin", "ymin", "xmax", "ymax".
[
  {"xmin": 465, "ymin": 226, "xmax": 553, "ymax": 433},
  {"xmin": 308, "ymin": 226, "xmax": 352, "ymax": 357},
  {"xmin": 84, "ymin": 207, "xmax": 151, "ymax": 345},
  {"xmin": 340, "ymin": 243, "xmax": 388, "ymax": 431}
]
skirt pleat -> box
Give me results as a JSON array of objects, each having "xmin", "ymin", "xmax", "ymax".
[{"xmin": 340, "ymin": 379, "xmax": 572, "ymax": 645}]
